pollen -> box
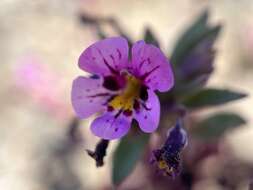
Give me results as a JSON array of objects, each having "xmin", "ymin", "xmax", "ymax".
[
  {"xmin": 158, "ymin": 160, "xmax": 168, "ymax": 169},
  {"xmin": 158, "ymin": 160, "xmax": 175, "ymax": 176},
  {"xmin": 109, "ymin": 74, "xmax": 141, "ymax": 111}
]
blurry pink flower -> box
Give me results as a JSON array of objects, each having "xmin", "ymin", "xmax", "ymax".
[{"xmin": 14, "ymin": 54, "xmax": 73, "ymax": 121}]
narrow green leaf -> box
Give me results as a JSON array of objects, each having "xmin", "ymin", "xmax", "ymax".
[
  {"xmin": 171, "ymin": 10, "xmax": 215, "ymax": 66},
  {"xmin": 112, "ymin": 133, "xmax": 149, "ymax": 186},
  {"xmin": 144, "ymin": 28, "xmax": 160, "ymax": 47},
  {"xmin": 168, "ymin": 9, "xmax": 222, "ymax": 97},
  {"xmin": 183, "ymin": 88, "xmax": 247, "ymax": 109},
  {"xmin": 193, "ymin": 112, "xmax": 246, "ymax": 139}
]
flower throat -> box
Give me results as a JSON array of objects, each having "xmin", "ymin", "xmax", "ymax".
[{"xmin": 109, "ymin": 74, "xmax": 141, "ymax": 111}]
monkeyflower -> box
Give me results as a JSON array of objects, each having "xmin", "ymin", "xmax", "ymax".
[
  {"xmin": 151, "ymin": 120, "xmax": 188, "ymax": 178},
  {"xmin": 71, "ymin": 37, "xmax": 174, "ymax": 140}
]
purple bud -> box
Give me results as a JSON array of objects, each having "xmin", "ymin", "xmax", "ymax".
[{"xmin": 151, "ymin": 119, "xmax": 188, "ymax": 178}]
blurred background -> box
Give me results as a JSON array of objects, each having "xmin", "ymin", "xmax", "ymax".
[{"xmin": 0, "ymin": 0, "xmax": 253, "ymax": 189}]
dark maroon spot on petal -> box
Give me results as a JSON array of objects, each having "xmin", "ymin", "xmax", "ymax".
[
  {"xmin": 139, "ymin": 85, "xmax": 148, "ymax": 101},
  {"xmin": 89, "ymin": 99, "xmax": 93, "ymax": 103},
  {"xmin": 133, "ymin": 100, "xmax": 140, "ymax": 111},
  {"xmin": 103, "ymin": 76, "xmax": 121, "ymax": 91},
  {"xmin": 107, "ymin": 106, "xmax": 114, "ymax": 112},
  {"xmin": 106, "ymin": 119, "xmax": 110, "ymax": 123},
  {"xmin": 144, "ymin": 115, "xmax": 148, "ymax": 119},
  {"xmin": 90, "ymin": 74, "xmax": 100, "ymax": 79},
  {"xmin": 115, "ymin": 128, "xmax": 118, "ymax": 132},
  {"xmin": 123, "ymin": 109, "xmax": 133, "ymax": 117}
]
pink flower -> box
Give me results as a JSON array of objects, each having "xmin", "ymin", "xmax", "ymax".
[
  {"xmin": 15, "ymin": 55, "xmax": 72, "ymax": 121},
  {"xmin": 71, "ymin": 37, "xmax": 174, "ymax": 140}
]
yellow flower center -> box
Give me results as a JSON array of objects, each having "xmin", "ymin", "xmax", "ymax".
[
  {"xmin": 158, "ymin": 160, "xmax": 168, "ymax": 169},
  {"xmin": 158, "ymin": 160, "xmax": 174, "ymax": 176},
  {"xmin": 109, "ymin": 75, "xmax": 141, "ymax": 111}
]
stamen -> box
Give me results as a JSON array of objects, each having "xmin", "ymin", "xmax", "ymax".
[{"xmin": 108, "ymin": 74, "xmax": 141, "ymax": 111}]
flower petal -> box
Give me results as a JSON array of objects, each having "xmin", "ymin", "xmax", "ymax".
[
  {"xmin": 166, "ymin": 119, "xmax": 188, "ymax": 149},
  {"xmin": 71, "ymin": 76, "xmax": 110, "ymax": 118},
  {"xmin": 131, "ymin": 40, "xmax": 174, "ymax": 92},
  {"xmin": 79, "ymin": 37, "xmax": 129, "ymax": 76},
  {"xmin": 91, "ymin": 113, "xmax": 131, "ymax": 140},
  {"xmin": 134, "ymin": 90, "xmax": 160, "ymax": 133}
]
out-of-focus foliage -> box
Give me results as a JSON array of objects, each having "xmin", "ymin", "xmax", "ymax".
[
  {"xmin": 182, "ymin": 88, "xmax": 247, "ymax": 109},
  {"xmin": 144, "ymin": 28, "xmax": 160, "ymax": 47},
  {"xmin": 192, "ymin": 112, "xmax": 246, "ymax": 140},
  {"xmin": 171, "ymin": 10, "xmax": 221, "ymax": 96},
  {"xmin": 112, "ymin": 132, "xmax": 149, "ymax": 186},
  {"xmin": 79, "ymin": 13, "xmax": 133, "ymax": 45}
]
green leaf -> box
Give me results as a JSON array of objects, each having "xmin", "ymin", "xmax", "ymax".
[
  {"xmin": 183, "ymin": 88, "xmax": 247, "ymax": 109},
  {"xmin": 193, "ymin": 112, "xmax": 246, "ymax": 139},
  {"xmin": 168, "ymin": 9, "xmax": 222, "ymax": 97},
  {"xmin": 171, "ymin": 10, "xmax": 220, "ymax": 67},
  {"xmin": 144, "ymin": 28, "xmax": 160, "ymax": 47},
  {"xmin": 112, "ymin": 133, "xmax": 149, "ymax": 186}
]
